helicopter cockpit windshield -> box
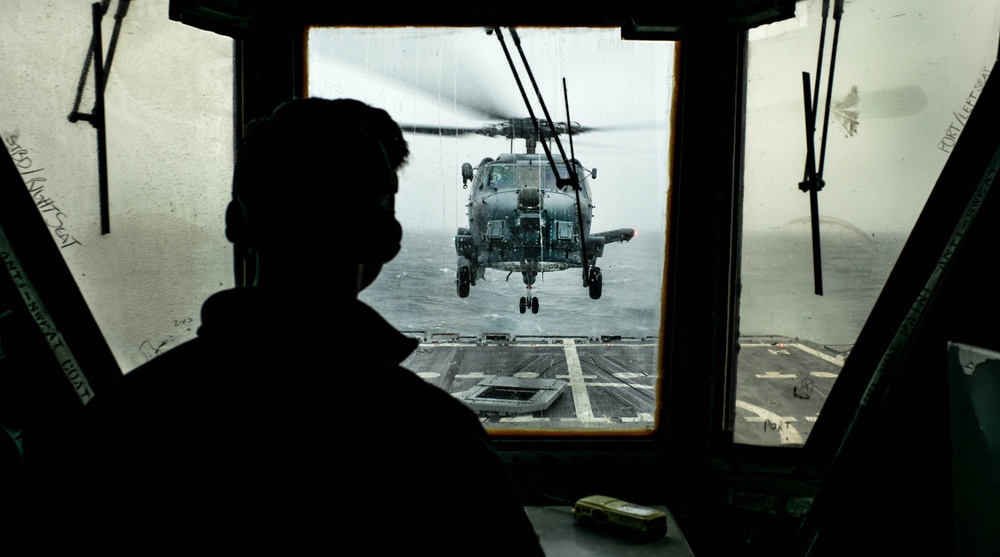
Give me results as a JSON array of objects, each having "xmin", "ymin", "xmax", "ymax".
[{"xmin": 483, "ymin": 158, "xmax": 591, "ymax": 198}]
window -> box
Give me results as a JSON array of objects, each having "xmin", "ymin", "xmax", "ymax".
[
  {"xmin": 307, "ymin": 27, "xmax": 675, "ymax": 433},
  {"xmin": 0, "ymin": 0, "xmax": 234, "ymax": 375},
  {"xmin": 736, "ymin": 0, "xmax": 1000, "ymax": 446}
]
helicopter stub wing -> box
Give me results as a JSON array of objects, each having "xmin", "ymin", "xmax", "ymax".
[{"xmin": 591, "ymin": 228, "xmax": 637, "ymax": 244}]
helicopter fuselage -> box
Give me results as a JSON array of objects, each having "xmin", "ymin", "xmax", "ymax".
[
  {"xmin": 455, "ymin": 151, "xmax": 631, "ymax": 312},
  {"xmin": 457, "ymin": 153, "xmax": 604, "ymax": 274}
]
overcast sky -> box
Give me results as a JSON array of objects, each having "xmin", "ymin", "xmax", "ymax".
[
  {"xmin": 306, "ymin": 27, "xmax": 674, "ymax": 235},
  {"xmin": 304, "ymin": 3, "xmax": 999, "ymax": 240}
]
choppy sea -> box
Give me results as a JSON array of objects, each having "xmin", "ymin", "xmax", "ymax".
[
  {"xmin": 739, "ymin": 227, "xmax": 908, "ymax": 348},
  {"xmin": 361, "ymin": 228, "xmax": 665, "ymax": 340},
  {"xmin": 360, "ymin": 226, "xmax": 909, "ymax": 348}
]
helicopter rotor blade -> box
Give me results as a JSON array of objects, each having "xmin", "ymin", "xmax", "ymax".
[
  {"xmin": 399, "ymin": 124, "xmax": 491, "ymax": 137},
  {"xmin": 320, "ymin": 28, "xmax": 668, "ymax": 144},
  {"xmin": 322, "ymin": 28, "xmax": 523, "ymax": 122},
  {"xmin": 399, "ymin": 117, "xmax": 613, "ymax": 142}
]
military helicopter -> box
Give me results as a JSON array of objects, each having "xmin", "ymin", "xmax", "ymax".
[{"xmin": 400, "ymin": 27, "xmax": 639, "ymax": 314}]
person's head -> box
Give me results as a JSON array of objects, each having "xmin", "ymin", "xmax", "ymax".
[{"xmin": 226, "ymin": 97, "xmax": 409, "ymax": 293}]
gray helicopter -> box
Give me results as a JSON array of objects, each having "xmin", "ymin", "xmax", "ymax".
[
  {"xmin": 403, "ymin": 27, "xmax": 639, "ymax": 314},
  {"xmin": 404, "ymin": 115, "xmax": 635, "ymax": 314}
]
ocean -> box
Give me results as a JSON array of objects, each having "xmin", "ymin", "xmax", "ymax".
[
  {"xmin": 739, "ymin": 227, "xmax": 908, "ymax": 351},
  {"xmin": 361, "ymin": 225, "xmax": 908, "ymax": 351},
  {"xmin": 361, "ymin": 228, "xmax": 666, "ymax": 341}
]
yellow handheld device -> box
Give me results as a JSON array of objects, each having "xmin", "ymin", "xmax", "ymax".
[{"xmin": 572, "ymin": 495, "xmax": 668, "ymax": 540}]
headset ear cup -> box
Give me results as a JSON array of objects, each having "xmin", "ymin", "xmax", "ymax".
[
  {"xmin": 360, "ymin": 211, "xmax": 402, "ymax": 264},
  {"xmin": 383, "ymin": 215, "xmax": 402, "ymax": 262},
  {"xmin": 225, "ymin": 201, "xmax": 245, "ymax": 244},
  {"xmin": 226, "ymin": 201, "xmax": 258, "ymax": 287}
]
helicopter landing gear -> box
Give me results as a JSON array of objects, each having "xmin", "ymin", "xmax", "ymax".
[
  {"xmin": 519, "ymin": 286, "xmax": 539, "ymax": 314},
  {"xmin": 588, "ymin": 266, "xmax": 603, "ymax": 300},
  {"xmin": 457, "ymin": 266, "xmax": 471, "ymax": 298}
]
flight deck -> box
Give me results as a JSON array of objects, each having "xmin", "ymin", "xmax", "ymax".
[{"xmin": 402, "ymin": 333, "xmax": 846, "ymax": 445}]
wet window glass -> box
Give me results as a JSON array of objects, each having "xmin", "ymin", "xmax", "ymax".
[
  {"xmin": 0, "ymin": 0, "xmax": 235, "ymax": 374},
  {"xmin": 307, "ymin": 27, "xmax": 674, "ymax": 434},
  {"xmin": 736, "ymin": 0, "xmax": 1000, "ymax": 446}
]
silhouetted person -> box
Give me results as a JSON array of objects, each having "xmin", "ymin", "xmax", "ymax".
[{"xmin": 27, "ymin": 98, "xmax": 545, "ymax": 555}]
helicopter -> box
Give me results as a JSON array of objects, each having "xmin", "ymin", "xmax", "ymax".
[{"xmin": 400, "ymin": 28, "xmax": 639, "ymax": 315}]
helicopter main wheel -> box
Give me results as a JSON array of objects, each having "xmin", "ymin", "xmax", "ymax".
[
  {"xmin": 519, "ymin": 296, "xmax": 527, "ymax": 314},
  {"xmin": 531, "ymin": 297, "xmax": 539, "ymax": 314},
  {"xmin": 588, "ymin": 266, "xmax": 603, "ymax": 300},
  {"xmin": 457, "ymin": 266, "xmax": 471, "ymax": 298}
]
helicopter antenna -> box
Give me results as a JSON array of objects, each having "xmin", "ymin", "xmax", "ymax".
[
  {"xmin": 562, "ymin": 77, "xmax": 593, "ymax": 287},
  {"xmin": 492, "ymin": 28, "xmax": 569, "ymax": 183},
  {"xmin": 563, "ymin": 78, "xmax": 576, "ymax": 165},
  {"xmin": 507, "ymin": 28, "xmax": 577, "ymax": 191}
]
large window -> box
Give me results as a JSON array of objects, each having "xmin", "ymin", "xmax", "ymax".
[
  {"xmin": 307, "ymin": 27, "xmax": 675, "ymax": 433},
  {"xmin": 0, "ymin": 0, "xmax": 234, "ymax": 374},
  {"xmin": 736, "ymin": 0, "xmax": 1000, "ymax": 446}
]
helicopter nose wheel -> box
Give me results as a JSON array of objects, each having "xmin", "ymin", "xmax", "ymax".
[
  {"xmin": 588, "ymin": 266, "xmax": 603, "ymax": 300},
  {"xmin": 519, "ymin": 286, "xmax": 539, "ymax": 314}
]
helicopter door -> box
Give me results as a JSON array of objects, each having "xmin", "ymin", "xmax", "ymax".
[
  {"xmin": 486, "ymin": 220, "xmax": 505, "ymax": 239},
  {"xmin": 556, "ymin": 221, "xmax": 574, "ymax": 240}
]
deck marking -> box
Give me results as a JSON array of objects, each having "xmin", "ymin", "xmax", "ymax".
[
  {"xmin": 810, "ymin": 371, "xmax": 838, "ymax": 378},
  {"xmin": 490, "ymin": 417, "xmax": 655, "ymax": 427},
  {"xmin": 740, "ymin": 341, "xmax": 845, "ymax": 366},
  {"xmin": 620, "ymin": 413, "xmax": 655, "ymax": 423},
  {"xmin": 755, "ymin": 371, "xmax": 797, "ymax": 379},
  {"xmin": 790, "ymin": 343, "xmax": 845, "ymax": 366},
  {"xmin": 767, "ymin": 348, "xmax": 791, "ymax": 356},
  {"xmin": 564, "ymin": 339, "xmax": 594, "ymax": 421},
  {"xmin": 736, "ymin": 400, "xmax": 804, "ymax": 444},
  {"xmin": 743, "ymin": 416, "xmax": 797, "ymax": 422},
  {"xmin": 586, "ymin": 382, "xmax": 655, "ymax": 389}
]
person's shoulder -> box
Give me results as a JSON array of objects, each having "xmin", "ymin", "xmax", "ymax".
[
  {"xmin": 89, "ymin": 338, "xmax": 206, "ymax": 410},
  {"xmin": 380, "ymin": 363, "xmax": 478, "ymax": 417}
]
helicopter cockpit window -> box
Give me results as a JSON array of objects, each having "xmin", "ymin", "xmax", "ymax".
[
  {"xmin": 736, "ymin": 0, "xmax": 999, "ymax": 446},
  {"xmin": 307, "ymin": 27, "xmax": 674, "ymax": 434},
  {"xmin": 487, "ymin": 166, "xmax": 517, "ymax": 190},
  {"xmin": 515, "ymin": 162, "xmax": 580, "ymax": 193}
]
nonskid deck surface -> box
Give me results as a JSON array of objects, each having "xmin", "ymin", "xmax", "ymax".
[{"xmin": 402, "ymin": 333, "xmax": 845, "ymax": 444}]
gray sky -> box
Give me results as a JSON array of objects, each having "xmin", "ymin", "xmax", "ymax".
[
  {"xmin": 306, "ymin": 27, "xmax": 674, "ymax": 234},
  {"xmin": 304, "ymin": 3, "xmax": 1000, "ymax": 242}
]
